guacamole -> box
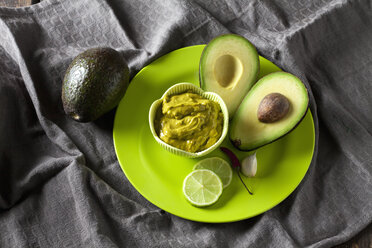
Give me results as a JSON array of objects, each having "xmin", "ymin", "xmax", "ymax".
[{"xmin": 155, "ymin": 91, "xmax": 223, "ymax": 153}]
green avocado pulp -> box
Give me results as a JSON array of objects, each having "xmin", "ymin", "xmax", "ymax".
[{"xmin": 155, "ymin": 91, "xmax": 223, "ymax": 153}]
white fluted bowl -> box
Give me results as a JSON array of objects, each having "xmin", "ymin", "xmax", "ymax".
[{"xmin": 149, "ymin": 82, "xmax": 229, "ymax": 158}]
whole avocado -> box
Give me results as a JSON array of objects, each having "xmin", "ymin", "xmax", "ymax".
[{"xmin": 62, "ymin": 47, "xmax": 129, "ymax": 122}]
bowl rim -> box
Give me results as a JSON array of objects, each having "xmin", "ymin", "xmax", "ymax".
[{"xmin": 148, "ymin": 82, "xmax": 229, "ymax": 158}]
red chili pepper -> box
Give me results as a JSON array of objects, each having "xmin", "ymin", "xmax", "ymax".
[{"xmin": 220, "ymin": 147, "xmax": 253, "ymax": 195}]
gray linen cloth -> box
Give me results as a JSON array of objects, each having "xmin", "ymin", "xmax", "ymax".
[{"xmin": 0, "ymin": 0, "xmax": 371, "ymax": 247}]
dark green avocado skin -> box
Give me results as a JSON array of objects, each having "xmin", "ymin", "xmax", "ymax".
[{"xmin": 62, "ymin": 47, "xmax": 129, "ymax": 122}]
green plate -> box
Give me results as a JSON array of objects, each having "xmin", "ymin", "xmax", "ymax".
[{"xmin": 113, "ymin": 45, "xmax": 315, "ymax": 223}]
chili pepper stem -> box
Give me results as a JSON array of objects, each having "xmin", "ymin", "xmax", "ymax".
[
  {"xmin": 220, "ymin": 147, "xmax": 253, "ymax": 195},
  {"xmin": 236, "ymin": 167, "xmax": 253, "ymax": 195}
]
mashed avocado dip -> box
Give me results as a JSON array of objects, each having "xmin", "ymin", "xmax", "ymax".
[{"xmin": 155, "ymin": 91, "xmax": 223, "ymax": 153}]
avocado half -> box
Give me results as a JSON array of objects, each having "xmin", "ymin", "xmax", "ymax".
[
  {"xmin": 229, "ymin": 72, "xmax": 309, "ymax": 151},
  {"xmin": 199, "ymin": 34, "xmax": 259, "ymax": 118},
  {"xmin": 62, "ymin": 47, "xmax": 129, "ymax": 122}
]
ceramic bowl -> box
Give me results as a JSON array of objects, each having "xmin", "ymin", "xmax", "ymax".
[{"xmin": 148, "ymin": 82, "xmax": 229, "ymax": 158}]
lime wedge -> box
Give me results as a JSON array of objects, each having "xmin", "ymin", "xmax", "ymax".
[
  {"xmin": 183, "ymin": 169, "xmax": 223, "ymax": 207},
  {"xmin": 193, "ymin": 157, "xmax": 232, "ymax": 188}
]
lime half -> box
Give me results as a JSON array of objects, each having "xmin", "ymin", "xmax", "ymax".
[
  {"xmin": 193, "ymin": 157, "xmax": 232, "ymax": 188},
  {"xmin": 183, "ymin": 169, "xmax": 223, "ymax": 207}
]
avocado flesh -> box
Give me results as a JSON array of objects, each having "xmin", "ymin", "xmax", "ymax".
[
  {"xmin": 200, "ymin": 34, "xmax": 259, "ymax": 117},
  {"xmin": 62, "ymin": 47, "xmax": 129, "ymax": 122},
  {"xmin": 230, "ymin": 72, "xmax": 309, "ymax": 151}
]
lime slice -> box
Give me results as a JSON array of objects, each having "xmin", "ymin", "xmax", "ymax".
[
  {"xmin": 183, "ymin": 169, "xmax": 223, "ymax": 207},
  {"xmin": 193, "ymin": 157, "xmax": 232, "ymax": 188}
]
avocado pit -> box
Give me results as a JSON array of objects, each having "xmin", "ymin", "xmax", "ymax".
[
  {"xmin": 257, "ymin": 93, "xmax": 290, "ymax": 123},
  {"xmin": 213, "ymin": 54, "xmax": 243, "ymax": 89}
]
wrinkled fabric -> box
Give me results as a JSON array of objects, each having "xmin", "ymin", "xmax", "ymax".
[{"xmin": 0, "ymin": 0, "xmax": 371, "ymax": 247}]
